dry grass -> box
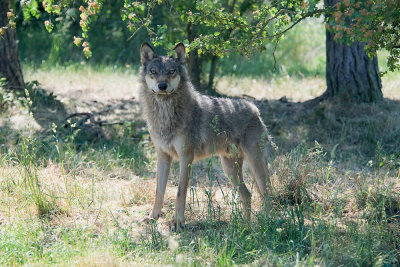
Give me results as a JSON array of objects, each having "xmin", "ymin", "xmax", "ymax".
[
  {"xmin": 217, "ymin": 75, "xmax": 326, "ymax": 101},
  {"xmin": 24, "ymin": 66, "xmax": 400, "ymax": 103},
  {"xmin": 382, "ymin": 73, "xmax": 400, "ymax": 100},
  {"xmin": 23, "ymin": 66, "xmax": 139, "ymax": 104},
  {"xmin": 217, "ymin": 73, "xmax": 400, "ymax": 101}
]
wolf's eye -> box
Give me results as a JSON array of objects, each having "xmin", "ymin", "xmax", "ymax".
[
  {"xmin": 169, "ymin": 69, "xmax": 176, "ymax": 75},
  {"xmin": 150, "ymin": 69, "xmax": 156, "ymax": 74}
]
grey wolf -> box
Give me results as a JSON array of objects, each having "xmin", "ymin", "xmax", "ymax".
[{"xmin": 139, "ymin": 42, "xmax": 271, "ymax": 230}]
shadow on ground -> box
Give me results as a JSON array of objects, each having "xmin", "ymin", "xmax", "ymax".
[
  {"xmin": 255, "ymin": 97, "xmax": 400, "ymax": 167},
  {"xmin": 4, "ymin": 83, "xmax": 399, "ymax": 174}
]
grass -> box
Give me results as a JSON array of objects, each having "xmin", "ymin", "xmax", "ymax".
[{"xmin": 1, "ymin": 64, "xmax": 400, "ymax": 265}]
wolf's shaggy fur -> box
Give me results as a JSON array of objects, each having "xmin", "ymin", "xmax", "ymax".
[{"xmin": 139, "ymin": 43, "xmax": 271, "ymax": 230}]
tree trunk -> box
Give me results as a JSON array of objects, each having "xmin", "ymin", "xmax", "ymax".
[
  {"xmin": 206, "ymin": 55, "xmax": 220, "ymax": 96},
  {"xmin": 0, "ymin": 0, "xmax": 24, "ymax": 90},
  {"xmin": 187, "ymin": 24, "xmax": 221, "ymax": 96},
  {"xmin": 186, "ymin": 23, "xmax": 202, "ymax": 90},
  {"xmin": 324, "ymin": 0, "xmax": 382, "ymax": 102}
]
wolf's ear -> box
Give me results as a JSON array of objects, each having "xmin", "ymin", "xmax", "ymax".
[
  {"xmin": 140, "ymin": 42, "xmax": 156, "ymax": 65},
  {"xmin": 173, "ymin": 42, "xmax": 185, "ymax": 64}
]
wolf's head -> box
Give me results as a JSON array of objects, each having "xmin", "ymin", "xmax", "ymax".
[{"xmin": 140, "ymin": 42, "xmax": 186, "ymax": 95}]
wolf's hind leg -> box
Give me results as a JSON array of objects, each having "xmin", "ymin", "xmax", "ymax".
[
  {"xmin": 243, "ymin": 144, "xmax": 272, "ymax": 209},
  {"xmin": 151, "ymin": 150, "xmax": 172, "ymax": 220},
  {"xmin": 221, "ymin": 156, "xmax": 251, "ymax": 220}
]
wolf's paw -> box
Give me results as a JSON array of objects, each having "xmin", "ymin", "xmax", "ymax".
[
  {"xmin": 169, "ymin": 219, "xmax": 185, "ymax": 232},
  {"xmin": 150, "ymin": 209, "xmax": 163, "ymax": 220}
]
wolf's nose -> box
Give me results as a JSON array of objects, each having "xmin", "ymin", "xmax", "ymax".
[{"xmin": 158, "ymin": 83, "xmax": 168, "ymax": 91}]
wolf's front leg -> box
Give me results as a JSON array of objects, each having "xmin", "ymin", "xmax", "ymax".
[
  {"xmin": 173, "ymin": 153, "xmax": 193, "ymax": 231},
  {"xmin": 151, "ymin": 150, "xmax": 172, "ymax": 220}
]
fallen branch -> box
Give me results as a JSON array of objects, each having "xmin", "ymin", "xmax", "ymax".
[{"xmin": 65, "ymin": 112, "xmax": 133, "ymax": 127}]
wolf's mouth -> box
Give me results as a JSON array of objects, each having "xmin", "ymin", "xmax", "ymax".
[{"xmin": 153, "ymin": 89, "xmax": 174, "ymax": 95}]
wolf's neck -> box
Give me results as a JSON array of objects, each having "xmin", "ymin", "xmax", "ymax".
[{"xmin": 141, "ymin": 82, "xmax": 194, "ymax": 139}]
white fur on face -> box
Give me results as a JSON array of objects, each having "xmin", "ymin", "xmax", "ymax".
[
  {"xmin": 145, "ymin": 73, "xmax": 181, "ymax": 94},
  {"xmin": 145, "ymin": 75, "xmax": 159, "ymax": 93},
  {"xmin": 168, "ymin": 75, "xmax": 181, "ymax": 93}
]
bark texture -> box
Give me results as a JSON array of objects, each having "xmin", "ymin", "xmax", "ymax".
[
  {"xmin": 324, "ymin": 0, "xmax": 382, "ymax": 102},
  {"xmin": 186, "ymin": 23, "xmax": 220, "ymax": 96},
  {"xmin": 0, "ymin": 0, "xmax": 24, "ymax": 90},
  {"xmin": 208, "ymin": 55, "xmax": 217, "ymax": 89}
]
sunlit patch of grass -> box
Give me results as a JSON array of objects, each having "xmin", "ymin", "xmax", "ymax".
[
  {"xmin": 0, "ymin": 221, "xmax": 117, "ymax": 266},
  {"xmin": 23, "ymin": 65, "xmax": 140, "ymax": 103},
  {"xmin": 217, "ymin": 75, "xmax": 326, "ymax": 102},
  {"xmin": 23, "ymin": 56, "xmax": 400, "ymax": 104},
  {"xmin": 382, "ymin": 73, "xmax": 400, "ymax": 100},
  {"xmin": 216, "ymin": 71, "xmax": 400, "ymax": 102}
]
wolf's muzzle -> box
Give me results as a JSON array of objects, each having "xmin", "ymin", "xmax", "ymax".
[{"xmin": 158, "ymin": 83, "xmax": 168, "ymax": 91}]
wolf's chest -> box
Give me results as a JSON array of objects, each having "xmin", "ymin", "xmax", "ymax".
[{"xmin": 150, "ymin": 130, "xmax": 187, "ymax": 159}]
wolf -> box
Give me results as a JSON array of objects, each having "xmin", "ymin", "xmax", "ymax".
[{"xmin": 139, "ymin": 42, "xmax": 271, "ymax": 230}]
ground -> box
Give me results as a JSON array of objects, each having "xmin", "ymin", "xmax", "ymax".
[{"xmin": 0, "ymin": 66, "xmax": 399, "ymax": 265}]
